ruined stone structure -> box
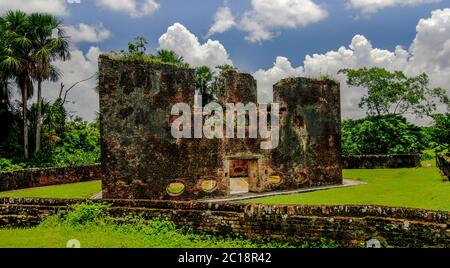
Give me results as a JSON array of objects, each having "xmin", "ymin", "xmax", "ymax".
[{"xmin": 98, "ymin": 55, "xmax": 342, "ymax": 200}]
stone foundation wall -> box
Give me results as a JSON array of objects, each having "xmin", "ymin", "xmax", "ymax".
[
  {"xmin": 437, "ymin": 154, "xmax": 450, "ymax": 180},
  {"xmin": 0, "ymin": 197, "xmax": 448, "ymax": 248},
  {"xmin": 342, "ymin": 154, "xmax": 421, "ymax": 169},
  {"xmin": 0, "ymin": 164, "xmax": 101, "ymax": 192}
]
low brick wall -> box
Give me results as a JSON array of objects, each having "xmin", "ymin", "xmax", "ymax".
[
  {"xmin": 342, "ymin": 154, "xmax": 421, "ymax": 169},
  {"xmin": 437, "ymin": 154, "xmax": 450, "ymax": 180},
  {"xmin": 0, "ymin": 197, "xmax": 448, "ymax": 248},
  {"xmin": 0, "ymin": 164, "xmax": 101, "ymax": 192}
]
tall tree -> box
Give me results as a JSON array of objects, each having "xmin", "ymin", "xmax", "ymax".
[
  {"xmin": 30, "ymin": 13, "xmax": 70, "ymax": 153},
  {"xmin": 431, "ymin": 113, "xmax": 450, "ymax": 152},
  {"xmin": 338, "ymin": 67, "xmax": 449, "ymax": 117},
  {"xmin": 195, "ymin": 66, "xmax": 214, "ymax": 104},
  {"xmin": 0, "ymin": 11, "xmax": 35, "ymax": 158}
]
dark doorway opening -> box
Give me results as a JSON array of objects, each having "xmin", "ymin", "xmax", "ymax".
[{"xmin": 229, "ymin": 160, "xmax": 250, "ymax": 195}]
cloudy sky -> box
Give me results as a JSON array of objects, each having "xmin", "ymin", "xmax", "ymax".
[{"xmin": 1, "ymin": 0, "xmax": 449, "ymax": 123}]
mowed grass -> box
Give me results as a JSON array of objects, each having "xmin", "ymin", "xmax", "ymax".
[
  {"xmin": 0, "ymin": 180, "xmax": 101, "ymax": 199},
  {"xmin": 248, "ymin": 166, "xmax": 450, "ymax": 211},
  {"xmin": 0, "ymin": 224, "xmax": 259, "ymax": 248},
  {"xmin": 0, "ymin": 202, "xmax": 339, "ymax": 248}
]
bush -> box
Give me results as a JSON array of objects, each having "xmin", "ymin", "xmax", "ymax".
[
  {"xmin": 48, "ymin": 201, "xmax": 111, "ymax": 227},
  {"xmin": 26, "ymin": 117, "xmax": 100, "ymax": 168},
  {"xmin": 0, "ymin": 158, "xmax": 25, "ymax": 172},
  {"xmin": 342, "ymin": 115, "xmax": 424, "ymax": 156}
]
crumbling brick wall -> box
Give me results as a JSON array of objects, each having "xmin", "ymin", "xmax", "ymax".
[
  {"xmin": 437, "ymin": 153, "xmax": 450, "ymax": 180},
  {"xmin": 343, "ymin": 154, "xmax": 421, "ymax": 169},
  {"xmin": 0, "ymin": 164, "xmax": 100, "ymax": 192},
  {"xmin": 0, "ymin": 198, "xmax": 449, "ymax": 248},
  {"xmin": 98, "ymin": 55, "xmax": 342, "ymax": 200}
]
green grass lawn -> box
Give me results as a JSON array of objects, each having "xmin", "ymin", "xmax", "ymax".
[
  {"xmin": 0, "ymin": 180, "xmax": 101, "ymax": 199},
  {"xmin": 0, "ymin": 224, "xmax": 261, "ymax": 248},
  {"xmin": 248, "ymin": 166, "xmax": 450, "ymax": 211},
  {"xmin": 0, "ymin": 202, "xmax": 339, "ymax": 248}
]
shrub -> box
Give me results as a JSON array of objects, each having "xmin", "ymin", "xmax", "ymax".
[
  {"xmin": 0, "ymin": 158, "xmax": 25, "ymax": 172},
  {"xmin": 54, "ymin": 201, "xmax": 111, "ymax": 227},
  {"xmin": 342, "ymin": 115, "xmax": 424, "ymax": 156}
]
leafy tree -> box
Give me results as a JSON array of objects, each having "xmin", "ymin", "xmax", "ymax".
[
  {"xmin": 30, "ymin": 13, "xmax": 70, "ymax": 153},
  {"xmin": 125, "ymin": 36, "xmax": 148, "ymax": 57},
  {"xmin": 48, "ymin": 117, "xmax": 100, "ymax": 167},
  {"xmin": 430, "ymin": 113, "xmax": 450, "ymax": 152},
  {"xmin": 338, "ymin": 67, "xmax": 449, "ymax": 117},
  {"xmin": 341, "ymin": 115, "xmax": 424, "ymax": 156},
  {"xmin": 0, "ymin": 157, "xmax": 25, "ymax": 171}
]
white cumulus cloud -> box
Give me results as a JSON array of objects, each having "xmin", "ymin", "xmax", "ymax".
[
  {"xmin": 159, "ymin": 23, "xmax": 233, "ymax": 69},
  {"xmin": 241, "ymin": 0, "xmax": 328, "ymax": 42},
  {"xmin": 206, "ymin": 1, "xmax": 236, "ymax": 37},
  {"xmin": 43, "ymin": 47, "xmax": 101, "ymax": 121},
  {"xmin": 94, "ymin": 0, "xmax": 160, "ymax": 18},
  {"xmin": 254, "ymin": 9, "xmax": 450, "ymax": 123},
  {"xmin": 207, "ymin": 0, "xmax": 328, "ymax": 43},
  {"xmin": 64, "ymin": 23, "xmax": 111, "ymax": 43},
  {"xmin": 348, "ymin": 0, "xmax": 442, "ymax": 14},
  {"xmin": 0, "ymin": 0, "xmax": 69, "ymax": 16}
]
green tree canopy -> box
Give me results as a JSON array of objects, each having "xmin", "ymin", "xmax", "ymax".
[
  {"xmin": 0, "ymin": 10, "xmax": 37, "ymax": 158},
  {"xmin": 339, "ymin": 67, "xmax": 449, "ymax": 118},
  {"xmin": 430, "ymin": 113, "xmax": 450, "ymax": 152},
  {"xmin": 342, "ymin": 115, "xmax": 424, "ymax": 156}
]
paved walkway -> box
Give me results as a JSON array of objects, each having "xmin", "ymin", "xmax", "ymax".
[
  {"xmin": 91, "ymin": 179, "xmax": 367, "ymax": 201},
  {"xmin": 201, "ymin": 179, "xmax": 366, "ymax": 202},
  {"xmin": 90, "ymin": 192, "xmax": 102, "ymax": 199}
]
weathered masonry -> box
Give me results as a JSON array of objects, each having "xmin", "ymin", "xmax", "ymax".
[
  {"xmin": 98, "ymin": 55, "xmax": 342, "ymax": 200},
  {"xmin": 0, "ymin": 165, "xmax": 100, "ymax": 192}
]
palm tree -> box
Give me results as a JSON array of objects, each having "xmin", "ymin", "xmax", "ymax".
[
  {"xmin": 0, "ymin": 11, "xmax": 35, "ymax": 158},
  {"xmin": 195, "ymin": 66, "xmax": 214, "ymax": 104},
  {"xmin": 30, "ymin": 13, "xmax": 70, "ymax": 153},
  {"xmin": 156, "ymin": 49, "xmax": 185, "ymax": 64},
  {"xmin": 0, "ymin": 70, "xmax": 11, "ymax": 143}
]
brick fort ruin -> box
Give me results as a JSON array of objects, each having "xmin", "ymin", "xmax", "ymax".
[{"xmin": 98, "ymin": 54, "xmax": 342, "ymax": 200}]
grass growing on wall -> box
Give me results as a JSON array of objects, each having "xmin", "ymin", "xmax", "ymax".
[
  {"xmin": 0, "ymin": 180, "xmax": 101, "ymax": 199},
  {"xmin": 248, "ymin": 166, "xmax": 450, "ymax": 211}
]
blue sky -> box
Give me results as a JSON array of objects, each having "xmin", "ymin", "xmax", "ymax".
[
  {"xmin": 63, "ymin": 0, "xmax": 450, "ymax": 72},
  {"xmin": 1, "ymin": 0, "xmax": 449, "ymax": 122}
]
